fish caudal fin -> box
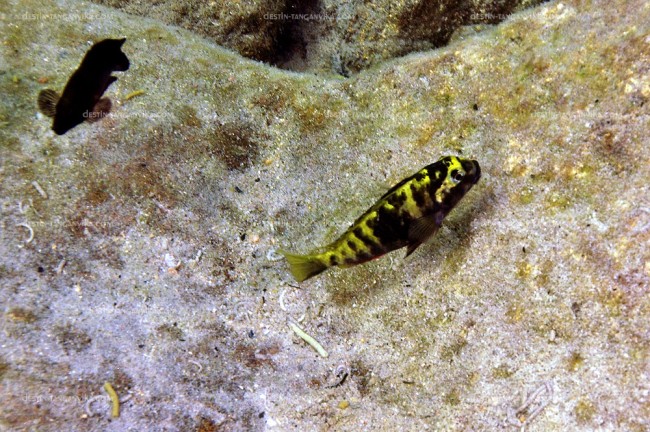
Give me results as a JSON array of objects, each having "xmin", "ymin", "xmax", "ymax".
[
  {"xmin": 37, "ymin": 89, "xmax": 59, "ymax": 117},
  {"xmin": 280, "ymin": 251, "xmax": 328, "ymax": 282}
]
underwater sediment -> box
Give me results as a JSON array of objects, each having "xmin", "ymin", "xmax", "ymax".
[
  {"xmin": 90, "ymin": 0, "xmax": 547, "ymax": 74},
  {"xmin": 0, "ymin": 0, "xmax": 648, "ymax": 430}
]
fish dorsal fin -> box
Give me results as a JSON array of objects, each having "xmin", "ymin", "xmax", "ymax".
[
  {"xmin": 405, "ymin": 213, "xmax": 443, "ymax": 257},
  {"xmin": 37, "ymin": 89, "xmax": 59, "ymax": 117},
  {"xmin": 86, "ymin": 98, "xmax": 112, "ymax": 123}
]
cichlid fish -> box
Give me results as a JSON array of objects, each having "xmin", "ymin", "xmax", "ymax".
[
  {"xmin": 37, "ymin": 38, "xmax": 130, "ymax": 135},
  {"xmin": 281, "ymin": 156, "xmax": 481, "ymax": 282}
]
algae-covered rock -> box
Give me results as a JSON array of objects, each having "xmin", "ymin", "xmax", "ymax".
[
  {"xmin": 92, "ymin": 0, "xmax": 546, "ymax": 74},
  {"xmin": 295, "ymin": 0, "xmax": 547, "ymax": 74},
  {"xmin": 94, "ymin": 0, "xmax": 290, "ymax": 64},
  {"xmin": 0, "ymin": 0, "xmax": 648, "ymax": 431}
]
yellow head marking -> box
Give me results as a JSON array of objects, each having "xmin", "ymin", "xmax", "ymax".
[{"xmin": 435, "ymin": 156, "xmax": 467, "ymax": 203}]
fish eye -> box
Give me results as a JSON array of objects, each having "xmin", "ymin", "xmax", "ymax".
[{"xmin": 450, "ymin": 170, "xmax": 465, "ymax": 183}]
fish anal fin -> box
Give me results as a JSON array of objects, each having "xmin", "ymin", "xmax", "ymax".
[
  {"xmin": 86, "ymin": 97, "xmax": 112, "ymax": 123},
  {"xmin": 405, "ymin": 241, "xmax": 422, "ymax": 257},
  {"xmin": 37, "ymin": 89, "xmax": 59, "ymax": 117},
  {"xmin": 405, "ymin": 214, "xmax": 441, "ymax": 257}
]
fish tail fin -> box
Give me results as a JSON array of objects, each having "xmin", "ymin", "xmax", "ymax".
[
  {"xmin": 37, "ymin": 89, "xmax": 59, "ymax": 117},
  {"xmin": 280, "ymin": 251, "xmax": 328, "ymax": 282}
]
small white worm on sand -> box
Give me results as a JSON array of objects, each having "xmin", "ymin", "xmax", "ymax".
[
  {"xmin": 84, "ymin": 395, "xmax": 110, "ymax": 417},
  {"xmin": 280, "ymin": 288, "xmax": 307, "ymax": 322},
  {"xmin": 231, "ymin": 301, "xmax": 255, "ymax": 322},
  {"xmin": 28, "ymin": 198, "xmax": 42, "ymax": 217},
  {"xmin": 516, "ymin": 384, "xmax": 544, "ymax": 412},
  {"xmin": 164, "ymin": 253, "xmax": 181, "ymax": 269},
  {"xmin": 17, "ymin": 200, "xmax": 28, "ymax": 214},
  {"xmin": 279, "ymin": 289, "xmax": 288, "ymax": 312},
  {"xmin": 521, "ymin": 382, "xmax": 553, "ymax": 427},
  {"xmin": 188, "ymin": 360, "xmax": 203, "ymax": 372},
  {"xmin": 16, "ymin": 223, "xmax": 34, "ymax": 243},
  {"xmin": 31, "ymin": 181, "xmax": 48, "ymax": 199},
  {"xmin": 506, "ymin": 381, "xmax": 553, "ymax": 428},
  {"xmin": 84, "ymin": 390, "xmax": 131, "ymax": 418},
  {"xmin": 288, "ymin": 320, "xmax": 328, "ymax": 358},
  {"xmin": 327, "ymin": 364, "xmax": 350, "ymax": 388},
  {"xmin": 55, "ymin": 259, "xmax": 67, "ymax": 274},
  {"xmin": 154, "ymin": 200, "xmax": 170, "ymax": 214},
  {"xmin": 266, "ymin": 248, "xmax": 283, "ymax": 262}
]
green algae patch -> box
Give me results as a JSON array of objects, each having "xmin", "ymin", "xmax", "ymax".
[
  {"xmin": 443, "ymin": 388, "xmax": 461, "ymax": 406},
  {"xmin": 574, "ymin": 398, "xmax": 597, "ymax": 424},
  {"xmin": 205, "ymin": 121, "xmax": 265, "ymax": 171},
  {"xmin": 176, "ymin": 104, "xmax": 202, "ymax": 128},
  {"xmin": 492, "ymin": 364, "xmax": 515, "ymax": 379},
  {"xmin": 6, "ymin": 308, "xmax": 38, "ymax": 324},
  {"xmin": 567, "ymin": 352, "xmax": 585, "ymax": 372}
]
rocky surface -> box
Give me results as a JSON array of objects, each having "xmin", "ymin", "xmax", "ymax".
[
  {"xmin": 91, "ymin": 0, "xmax": 546, "ymax": 74},
  {"xmin": 93, "ymin": 0, "xmax": 290, "ymax": 66},
  {"xmin": 0, "ymin": 0, "xmax": 648, "ymax": 431},
  {"xmin": 298, "ymin": 0, "xmax": 547, "ymax": 74}
]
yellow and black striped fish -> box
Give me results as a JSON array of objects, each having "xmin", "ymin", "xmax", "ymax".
[{"xmin": 281, "ymin": 156, "xmax": 481, "ymax": 282}]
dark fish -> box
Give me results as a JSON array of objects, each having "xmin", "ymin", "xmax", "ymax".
[
  {"xmin": 37, "ymin": 38, "xmax": 130, "ymax": 135},
  {"xmin": 281, "ymin": 156, "xmax": 481, "ymax": 282}
]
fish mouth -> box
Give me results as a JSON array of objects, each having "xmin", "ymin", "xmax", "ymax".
[{"xmin": 471, "ymin": 160, "xmax": 481, "ymax": 184}]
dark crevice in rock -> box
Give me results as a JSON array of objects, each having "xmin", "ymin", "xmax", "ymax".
[
  {"xmin": 92, "ymin": 0, "xmax": 549, "ymax": 75},
  {"xmin": 269, "ymin": 0, "xmax": 322, "ymax": 70}
]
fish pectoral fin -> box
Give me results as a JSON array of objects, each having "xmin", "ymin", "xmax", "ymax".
[
  {"xmin": 405, "ymin": 215, "xmax": 441, "ymax": 257},
  {"xmin": 37, "ymin": 89, "xmax": 60, "ymax": 117},
  {"xmin": 86, "ymin": 98, "xmax": 112, "ymax": 123}
]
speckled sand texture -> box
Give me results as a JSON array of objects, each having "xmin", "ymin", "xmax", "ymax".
[{"xmin": 0, "ymin": 0, "xmax": 648, "ymax": 431}]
